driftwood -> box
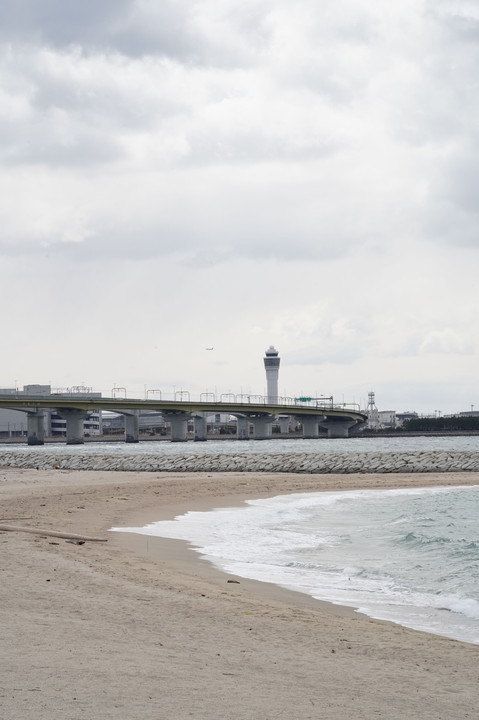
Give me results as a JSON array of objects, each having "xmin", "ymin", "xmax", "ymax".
[{"xmin": 0, "ymin": 524, "xmax": 108, "ymax": 542}]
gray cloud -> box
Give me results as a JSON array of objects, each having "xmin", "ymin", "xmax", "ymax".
[
  {"xmin": 0, "ymin": 0, "xmax": 275, "ymax": 66},
  {"xmin": 0, "ymin": 1, "xmax": 132, "ymax": 48}
]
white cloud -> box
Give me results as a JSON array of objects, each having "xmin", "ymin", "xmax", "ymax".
[
  {"xmin": 0, "ymin": 0, "xmax": 478, "ymax": 414},
  {"xmin": 419, "ymin": 329, "xmax": 475, "ymax": 356}
]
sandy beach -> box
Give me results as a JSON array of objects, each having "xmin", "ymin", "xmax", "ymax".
[{"xmin": 1, "ymin": 467, "xmax": 478, "ymax": 719}]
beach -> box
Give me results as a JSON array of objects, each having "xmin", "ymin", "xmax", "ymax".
[{"xmin": 1, "ymin": 467, "xmax": 478, "ymax": 719}]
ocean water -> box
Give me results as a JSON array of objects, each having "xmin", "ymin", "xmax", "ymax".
[
  {"xmin": 112, "ymin": 485, "xmax": 479, "ymax": 645},
  {"xmin": 5, "ymin": 434, "xmax": 479, "ymax": 455}
]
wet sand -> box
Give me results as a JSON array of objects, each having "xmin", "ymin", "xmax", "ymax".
[{"xmin": 1, "ymin": 467, "xmax": 478, "ymax": 719}]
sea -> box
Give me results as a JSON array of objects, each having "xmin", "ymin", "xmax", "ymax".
[
  {"xmin": 105, "ymin": 435, "xmax": 479, "ymax": 645},
  {"xmin": 5, "ymin": 433, "xmax": 479, "ymax": 455},
  {"xmin": 113, "ymin": 484, "xmax": 479, "ymax": 645},
  {"xmin": 6, "ymin": 433, "xmax": 479, "ymax": 644}
]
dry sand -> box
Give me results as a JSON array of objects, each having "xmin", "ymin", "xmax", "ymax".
[{"xmin": 1, "ymin": 467, "xmax": 478, "ymax": 719}]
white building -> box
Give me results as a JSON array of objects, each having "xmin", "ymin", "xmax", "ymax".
[{"xmin": 378, "ymin": 410, "xmax": 396, "ymax": 429}]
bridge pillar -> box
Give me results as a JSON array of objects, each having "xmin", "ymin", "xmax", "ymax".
[
  {"xmin": 236, "ymin": 415, "xmax": 250, "ymax": 440},
  {"xmin": 27, "ymin": 410, "xmax": 45, "ymax": 445},
  {"xmin": 194, "ymin": 414, "xmax": 207, "ymax": 441},
  {"xmin": 319, "ymin": 419, "xmax": 358, "ymax": 439},
  {"xmin": 124, "ymin": 410, "xmax": 140, "ymax": 443},
  {"xmin": 57, "ymin": 408, "xmax": 88, "ymax": 445},
  {"xmin": 300, "ymin": 416, "xmax": 319, "ymax": 439},
  {"xmin": 278, "ymin": 416, "xmax": 290, "ymax": 434},
  {"xmin": 249, "ymin": 415, "xmax": 275, "ymax": 440},
  {"xmin": 164, "ymin": 412, "xmax": 190, "ymax": 442}
]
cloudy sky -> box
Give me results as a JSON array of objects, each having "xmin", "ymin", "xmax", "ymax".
[{"xmin": 1, "ymin": 0, "xmax": 478, "ymax": 414}]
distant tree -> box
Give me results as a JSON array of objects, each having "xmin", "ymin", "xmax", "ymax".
[{"xmin": 402, "ymin": 416, "xmax": 479, "ymax": 432}]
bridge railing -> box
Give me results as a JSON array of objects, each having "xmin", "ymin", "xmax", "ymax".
[
  {"xmin": 146, "ymin": 389, "xmax": 162, "ymax": 399},
  {"xmin": 48, "ymin": 387, "xmax": 361, "ymax": 411},
  {"xmin": 0, "ymin": 390, "xmax": 364, "ymax": 414},
  {"xmin": 175, "ymin": 391, "xmax": 191, "ymax": 402}
]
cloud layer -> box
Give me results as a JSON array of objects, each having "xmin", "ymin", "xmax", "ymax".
[{"xmin": 1, "ymin": 0, "xmax": 478, "ymax": 413}]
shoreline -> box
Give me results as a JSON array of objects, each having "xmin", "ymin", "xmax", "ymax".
[
  {"xmin": 111, "ymin": 488, "xmax": 363, "ymax": 620},
  {"xmin": 2, "ymin": 467, "xmax": 479, "ymax": 719},
  {"xmin": 111, "ymin": 475, "xmax": 479, "ymax": 640}
]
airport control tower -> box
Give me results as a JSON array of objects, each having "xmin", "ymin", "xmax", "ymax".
[{"xmin": 264, "ymin": 346, "xmax": 280, "ymax": 403}]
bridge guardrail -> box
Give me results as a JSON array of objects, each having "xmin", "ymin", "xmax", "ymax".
[{"xmin": 0, "ymin": 392, "xmax": 366, "ymax": 417}]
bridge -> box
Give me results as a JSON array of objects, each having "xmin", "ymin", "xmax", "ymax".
[{"xmin": 0, "ymin": 394, "xmax": 368, "ymax": 445}]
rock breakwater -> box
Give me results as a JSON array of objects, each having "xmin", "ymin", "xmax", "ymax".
[{"xmin": 1, "ymin": 450, "xmax": 479, "ymax": 473}]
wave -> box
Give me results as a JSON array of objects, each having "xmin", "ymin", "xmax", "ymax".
[{"xmin": 112, "ymin": 484, "xmax": 479, "ymax": 644}]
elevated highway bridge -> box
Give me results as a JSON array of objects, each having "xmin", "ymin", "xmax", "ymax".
[{"xmin": 0, "ymin": 394, "xmax": 368, "ymax": 445}]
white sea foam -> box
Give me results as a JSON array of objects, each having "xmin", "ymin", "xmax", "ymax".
[{"xmin": 112, "ymin": 485, "xmax": 479, "ymax": 645}]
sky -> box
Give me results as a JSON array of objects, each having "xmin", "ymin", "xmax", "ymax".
[{"xmin": 1, "ymin": 0, "xmax": 478, "ymax": 415}]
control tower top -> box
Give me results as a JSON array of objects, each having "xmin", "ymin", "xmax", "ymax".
[{"xmin": 265, "ymin": 345, "xmax": 279, "ymax": 357}]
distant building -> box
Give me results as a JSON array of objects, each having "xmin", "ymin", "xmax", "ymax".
[
  {"xmin": 396, "ymin": 412, "xmax": 419, "ymax": 427},
  {"xmin": 0, "ymin": 385, "xmax": 102, "ymax": 438},
  {"xmin": 378, "ymin": 410, "xmax": 396, "ymax": 429},
  {"xmin": 0, "ymin": 388, "xmax": 30, "ymax": 437}
]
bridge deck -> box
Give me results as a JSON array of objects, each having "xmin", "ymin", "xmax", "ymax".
[{"xmin": 0, "ymin": 396, "xmax": 367, "ymax": 422}]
